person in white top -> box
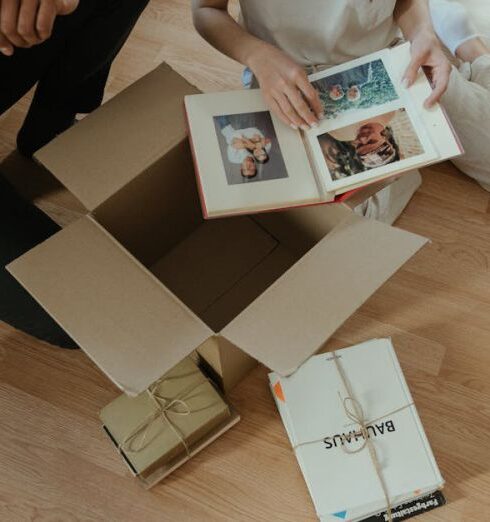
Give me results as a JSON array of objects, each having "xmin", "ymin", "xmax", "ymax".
[
  {"xmin": 192, "ymin": 1, "xmax": 449, "ymax": 129},
  {"xmin": 192, "ymin": 0, "xmax": 490, "ymax": 222}
]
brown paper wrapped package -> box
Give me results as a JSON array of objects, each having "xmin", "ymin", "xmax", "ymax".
[{"xmin": 100, "ymin": 357, "xmax": 231, "ymax": 480}]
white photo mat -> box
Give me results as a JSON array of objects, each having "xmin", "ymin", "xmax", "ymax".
[{"xmin": 185, "ymin": 91, "xmax": 323, "ymax": 217}]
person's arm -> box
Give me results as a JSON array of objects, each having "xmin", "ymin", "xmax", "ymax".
[
  {"xmin": 220, "ymin": 123, "xmax": 236, "ymax": 144},
  {"xmin": 192, "ymin": 0, "xmax": 323, "ymax": 130},
  {"xmin": 252, "ymin": 137, "xmax": 266, "ymax": 148},
  {"xmin": 241, "ymin": 138, "xmax": 257, "ymax": 149},
  {"xmin": 231, "ymin": 137, "xmax": 250, "ymax": 149},
  {"xmin": 0, "ymin": 0, "xmax": 79, "ymax": 56},
  {"xmin": 394, "ymin": 0, "xmax": 451, "ymax": 107}
]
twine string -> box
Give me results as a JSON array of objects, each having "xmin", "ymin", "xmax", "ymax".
[
  {"xmin": 118, "ymin": 371, "xmax": 207, "ymax": 456},
  {"xmin": 332, "ymin": 353, "xmax": 393, "ymax": 522},
  {"xmin": 291, "ymin": 354, "xmax": 415, "ymax": 522}
]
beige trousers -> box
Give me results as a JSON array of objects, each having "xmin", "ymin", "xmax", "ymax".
[
  {"xmin": 442, "ymin": 54, "xmax": 490, "ymax": 191},
  {"xmin": 358, "ymin": 55, "xmax": 490, "ymax": 224}
]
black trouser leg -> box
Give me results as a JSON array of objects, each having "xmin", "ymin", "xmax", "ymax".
[
  {"xmin": 0, "ymin": 0, "xmax": 149, "ymax": 347},
  {"xmin": 0, "ymin": 0, "xmax": 150, "ymax": 156},
  {"xmin": 0, "ymin": 0, "xmax": 96, "ymax": 115},
  {"xmin": 0, "ymin": 175, "xmax": 78, "ymax": 348}
]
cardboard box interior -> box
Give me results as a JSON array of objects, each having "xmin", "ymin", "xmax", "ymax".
[
  {"xmin": 5, "ymin": 63, "xmax": 429, "ymax": 398},
  {"xmin": 68, "ymin": 136, "xmax": 357, "ymax": 388}
]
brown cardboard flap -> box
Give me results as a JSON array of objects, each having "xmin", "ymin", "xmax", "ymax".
[
  {"xmin": 7, "ymin": 216, "xmax": 212, "ymax": 395},
  {"xmin": 150, "ymin": 216, "xmax": 277, "ymax": 317},
  {"xmin": 253, "ymin": 203, "xmax": 353, "ymax": 255},
  {"xmin": 221, "ymin": 214, "xmax": 428, "ymax": 376},
  {"xmin": 201, "ymin": 245, "xmax": 298, "ymax": 332},
  {"xmin": 34, "ymin": 63, "xmax": 199, "ymax": 211}
]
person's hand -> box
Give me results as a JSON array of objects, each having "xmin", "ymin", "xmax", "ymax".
[
  {"xmin": 403, "ymin": 29, "xmax": 452, "ymax": 108},
  {"xmin": 241, "ymin": 138, "xmax": 256, "ymax": 149},
  {"xmin": 0, "ymin": 0, "xmax": 79, "ymax": 56},
  {"xmin": 247, "ymin": 42, "xmax": 324, "ymax": 130},
  {"xmin": 231, "ymin": 137, "xmax": 248, "ymax": 150}
]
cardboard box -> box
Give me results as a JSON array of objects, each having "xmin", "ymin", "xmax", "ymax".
[{"xmin": 5, "ymin": 63, "xmax": 428, "ymax": 397}]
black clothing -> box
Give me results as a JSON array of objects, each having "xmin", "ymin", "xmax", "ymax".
[
  {"xmin": 0, "ymin": 0, "xmax": 149, "ymax": 156},
  {"xmin": 0, "ymin": 0, "xmax": 149, "ymax": 347}
]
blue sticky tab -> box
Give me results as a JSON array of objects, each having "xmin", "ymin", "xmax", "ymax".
[{"xmin": 333, "ymin": 511, "xmax": 347, "ymax": 519}]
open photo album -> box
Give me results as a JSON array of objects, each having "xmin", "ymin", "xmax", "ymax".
[{"xmin": 185, "ymin": 43, "xmax": 462, "ymax": 218}]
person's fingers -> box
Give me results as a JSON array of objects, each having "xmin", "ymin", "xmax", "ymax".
[
  {"xmin": 36, "ymin": 0, "xmax": 57, "ymax": 40},
  {"xmin": 264, "ymin": 92, "xmax": 298, "ymax": 129},
  {"xmin": 274, "ymin": 91, "xmax": 307, "ymax": 130},
  {"xmin": 0, "ymin": 0, "xmax": 29, "ymax": 47},
  {"xmin": 18, "ymin": 0, "xmax": 42, "ymax": 46},
  {"xmin": 0, "ymin": 31, "xmax": 14, "ymax": 55},
  {"xmin": 403, "ymin": 50, "xmax": 425, "ymax": 87},
  {"xmin": 425, "ymin": 63, "xmax": 451, "ymax": 108},
  {"xmin": 265, "ymin": 96, "xmax": 292, "ymax": 128},
  {"xmin": 285, "ymin": 85, "xmax": 318, "ymax": 128},
  {"xmin": 55, "ymin": 0, "xmax": 79, "ymax": 16},
  {"xmin": 297, "ymin": 76, "xmax": 324, "ymax": 119}
]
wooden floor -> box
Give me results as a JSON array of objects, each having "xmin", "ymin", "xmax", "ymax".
[{"xmin": 1, "ymin": 1, "xmax": 490, "ymax": 520}]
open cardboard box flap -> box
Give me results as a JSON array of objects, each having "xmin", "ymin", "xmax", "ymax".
[
  {"xmin": 7, "ymin": 216, "xmax": 213, "ymax": 395},
  {"xmin": 222, "ymin": 212, "xmax": 427, "ymax": 375},
  {"xmin": 7, "ymin": 208, "xmax": 427, "ymax": 393},
  {"xmin": 34, "ymin": 64, "xmax": 199, "ymax": 212},
  {"xmin": 6, "ymin": 61, "xmax": 429, "ymax": 396}
]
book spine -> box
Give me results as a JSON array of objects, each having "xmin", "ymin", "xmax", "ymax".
[{"xmin": 360, "ymin": 490, "xmax": 446, "ymax": 522}]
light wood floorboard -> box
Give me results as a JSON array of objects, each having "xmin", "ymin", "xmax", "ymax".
[{"xmin": 1, "ymin": 1, "xmax": 489, "ymax": 520}]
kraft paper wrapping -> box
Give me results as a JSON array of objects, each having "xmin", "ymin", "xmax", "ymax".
[{"xmin": 100, "ymin": 357, "xmax": 230, "ymax": 476}]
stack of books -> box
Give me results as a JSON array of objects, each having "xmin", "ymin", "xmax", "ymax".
[{"xmin": 269, "ymin": 338, "xmax": 445, "ymax": 521}]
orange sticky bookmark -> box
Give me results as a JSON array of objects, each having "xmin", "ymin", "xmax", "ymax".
[{"xmin": 273, "ymin": 381, "xmax": 286, "ymax": 403}]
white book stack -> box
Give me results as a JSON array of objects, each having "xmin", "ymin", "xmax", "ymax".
[{"xmin": 269, "ymin": 339, "xmax": 444, "ymax": 522}]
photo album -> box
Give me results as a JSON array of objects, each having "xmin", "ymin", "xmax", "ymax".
[{"xmin": 185, "ymin": 43, "xmax": 462, "ymax": 218}]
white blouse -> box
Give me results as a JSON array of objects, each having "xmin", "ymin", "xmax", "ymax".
[{"xmin": 239, "ymin": 0, "xmax": 400, "ymax": 67}]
